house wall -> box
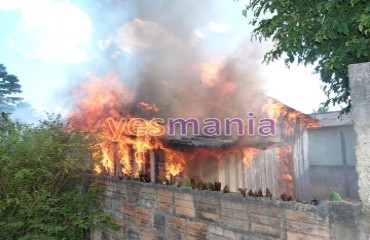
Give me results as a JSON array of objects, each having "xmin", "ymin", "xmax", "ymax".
[
  {"xmin": 90, "ymin": 175, "xmax": 362, "ymax": 240},
  {"xmin": 183, "ymin": 149, "xmax": 280, "ymax": 196},
  {"xmin": 306, "ymin": 125, "xmax": 359, "ymax": 200},
  {"xmin": 307, "ymin": 125, "xmax": 356, "ymax": 166},
  {"xmin": 293, "ymin": 130, "xmax": 311, "ymax": 201},
  {"xmin": 244, "ymin": 149, "xmax": 279, "ymax": 196}
]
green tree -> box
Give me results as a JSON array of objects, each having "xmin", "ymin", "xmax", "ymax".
[
  {"xmin": 242, "ymin": 0, "xmax": 370, "ymax": 114},
  {"xmin": 0, "ymin": 114, "xmax": 114, "ymax": 239},
  {"xmin": 0, "ymin": 64, "xmax": 23, "ymax": 112}
]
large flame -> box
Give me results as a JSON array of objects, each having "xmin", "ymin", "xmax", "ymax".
[
  {"xmin": 165, "ymin": 150, "xmax": 186, "ymax": 178},
  {"xmin": 69, "ymin": 69, "xmax": 318, "ymax": 198},
  {"xmin": 70, "ymin": 73, "xmax": 188, "ymax": 178},
  {"xmin": 262, "ymin": 99, "xmax": 319, "ymax": 137},
  {"xmin": 276, "ymin": 146, "xmax": 295, "ymax": 197}
]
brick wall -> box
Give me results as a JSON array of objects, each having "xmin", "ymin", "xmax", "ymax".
[{"xmin": 90, "ymin": 175, "xmax": 362, "ymax": 240}]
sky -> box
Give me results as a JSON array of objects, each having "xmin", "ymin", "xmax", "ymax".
[{"xmin": 0, "ymin": 0, "xmax": 329, "ymax": 120}]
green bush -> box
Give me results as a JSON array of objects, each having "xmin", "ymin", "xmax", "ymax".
[
  {"xmin": 179, "ymin": 178, "xmax": 192, "ymax": 188},
  {"xmin": 0, "ymin": 114, "xmax": 113, "ymax": 239},
  {"xmin": 205, "ymin": 182, "xmax": 215, "ymax": 191}
]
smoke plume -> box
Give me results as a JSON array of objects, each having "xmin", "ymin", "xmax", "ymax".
[{"xmin": 71, "ymin": 0, "xmax": 270, "ymax": 144}]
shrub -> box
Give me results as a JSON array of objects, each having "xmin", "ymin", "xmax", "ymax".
[
  {"xmin": 0, "ymin": 114, "xmax": 113, "ymax": 239},
  {"xmin": 179, "ymin": 178, "xmax": 192, "ymax": 188}
]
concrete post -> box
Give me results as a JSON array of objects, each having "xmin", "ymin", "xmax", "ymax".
[
  {"xmin": 348, "ymin": 62, "xmax": 370, "ymax": 204},
  {"xmin": 149, "ymin": 151, "xmax": 155, "ymax": 182},
  {"xmin": 348, "ymin": 62, "xmax": 370, "ymax": 239}
]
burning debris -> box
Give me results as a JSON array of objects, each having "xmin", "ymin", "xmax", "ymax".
[
  {"xmin": 223, "ymin": 185, "xmax": 230, "ymax": 193},
  {"xmin": 238, "ymin": 188, "xmax": 247, "ymax": 197},
  {"xmin": 280, "ymin": 193, "xmax": 294, "ymax": 202}
]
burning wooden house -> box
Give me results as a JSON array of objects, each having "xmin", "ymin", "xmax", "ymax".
[
  {"xmin": 70, "ymin": 73, "xmax": 318, "ymax": 200},
  {"xmin": 146, "ymin": 101, "xmax": 317, "ymax": 199}
]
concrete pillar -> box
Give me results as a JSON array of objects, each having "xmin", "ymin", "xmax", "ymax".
[
  {"xmin": 237, "ymin": 153, "xmax": 245, "ymax": 189},
  {"xmin": 218, "ymin": 156, "xmax": 226, "ymax": 188},
  {"xmin": 229, "ymin": 154, "xmax": 237, "ymax": 192},
  {"xmin": 348, "ymin": 62, "xmax": 370, "ymax": 239},
  {"xmin": 149, "ymin": 151, "xmax": 155, "ymax": 182},
  {"xmin": 348, "ymin": 62, "xmax": 370, "ymax": 204}
]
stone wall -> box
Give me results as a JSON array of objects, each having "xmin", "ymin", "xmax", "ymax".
[{"xmin": 90, "ymin": 175, "xmax": 361, "ymax": 240}]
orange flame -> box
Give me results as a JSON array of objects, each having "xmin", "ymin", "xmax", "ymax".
[
  {"xmin": 242, "ymin": 148, "xmax": 259, "ymax": 166},
  {"xmin": 198, "ymin": 62, "xmax": 223, "ymax": 87},
  {"xmin": 262, "ymin": 99, "xmax": 319, "ymax": 137},
  {"xmin": 276, "ymin": 146, "xmax": 295, "ymax": 197},
  {"xmin": 70, "ymin": 73, "xmax": 187, "ymax": 178},
  {"xmin": 165, "ymin": 150, "xmax": 186, "ymax": 178}
]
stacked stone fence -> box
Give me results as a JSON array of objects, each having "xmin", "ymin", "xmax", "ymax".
[{"xmin": 90, "ymin": 175, "xmax": 361, "ymax": 240}]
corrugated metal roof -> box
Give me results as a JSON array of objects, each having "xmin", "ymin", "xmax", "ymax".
[{"xmin": 309, "ymin": 111, "xmax": 353, "ymax": 127}]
